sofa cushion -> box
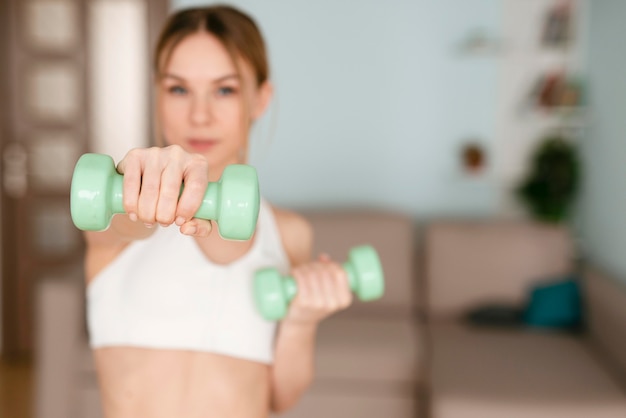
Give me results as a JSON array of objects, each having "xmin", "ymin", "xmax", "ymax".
[
  {"xmin": 303, "ymin": 210, "xmax": 418, "ymax": 317},
  {"xmin": 273, "ymin": 381, "xmax": 420, "ymax": 418},
  {"xmin": 426, "ymin": 221, "xmax": 574, "ymax": 317},
  {"xmin": 430, "ymin": 321, "xmax": 626, "ymax": 418},
  {"xmin": 77, "ymin": 387, "xmax": 104, "ymax": 418},
  {"xmin": 313, "ymin": 316, "xmax": 424, "ymax": 387},
  {"xmin": 78, "ymin": 340, "xmax": 96, "ymax": 374}
]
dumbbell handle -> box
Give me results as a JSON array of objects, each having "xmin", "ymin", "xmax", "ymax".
[
  {"xmin": 98, "ymin": 171, "xmax": 222, "ymax": 221},
  {"xmin": 277, "ymin": 261, "xmax": 359, "ymax": 302}
]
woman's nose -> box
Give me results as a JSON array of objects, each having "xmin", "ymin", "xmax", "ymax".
[{"xmin": 190, "ymin": 97, "xmax": 213, "ymax": 126}]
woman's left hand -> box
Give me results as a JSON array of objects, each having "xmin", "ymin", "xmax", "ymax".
[{"xmin": 283, "ymin": 254, "xmax": 353, "ymax": 325}]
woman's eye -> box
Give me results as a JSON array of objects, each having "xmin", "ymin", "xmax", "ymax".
[
  {"xmin": 168, "ymin": 86, "xmax": 187, "ymax": 95},
  {"xmin": 217, "ymin": 86, "xmax": 236, "ymax": 96}
]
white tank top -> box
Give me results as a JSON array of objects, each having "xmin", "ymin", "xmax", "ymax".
[{"xmin": 86, "ymin": 199, "xmax": 290, "ymax": 364}]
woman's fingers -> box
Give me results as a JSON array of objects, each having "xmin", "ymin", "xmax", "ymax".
[
  {"xmin": 317, "ymin": 253, "xmax": 352, "ymax": 308},
  {"xmin": 292, "ymin": 264, "xmax": 324, "ymax": 312},
  {"xmin": 329, "ymin": 262, "xmax": 353, "ymax": 308},
  {"xmin": 286, "ymin": 258, "xmax": 353, "ymax": 324},
  {"xmin": 156, "ymin": 159, "xmax": 184, "ymax": 226},
  {"xmin": 176, "ymin": 155, "xmax": 209, "ymax": 225},
  {"xmin": 117, "ymin": 149, "xmax": 142, "ymax": 222},
  {"xmin": 137, "ymin": 148, "xmax": 163, "ymax": 224},
  {"xmin": 306, "ymin": 265, "xmax": 326, "ymax": 308},
  {"xmin": 116, "ymin": 146, "xmax": 212, "ymax": 232},
  {"xmin": 317, "ymin": 263, "xmax": 339, "ymax": 311},
  {"xmin": 180, "ymin": 219, "xmax": 212, "ymax": 237},
  {"xmin": 291, "ymin": 265, "xmax": 311, "ymax": 305}
]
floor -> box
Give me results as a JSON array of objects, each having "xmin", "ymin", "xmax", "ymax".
[{"xmin": 0, "ymin": 356, "xmax": 33, "ymax": 418}]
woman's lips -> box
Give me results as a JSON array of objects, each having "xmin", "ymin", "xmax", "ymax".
[{"xmin": 187, "ymin": 138, "xmax": 218, "ymax": 153}]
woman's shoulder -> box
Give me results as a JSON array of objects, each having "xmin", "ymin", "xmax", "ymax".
[{"xmin": 267, "ymin": 204, "xmax": 313, "ymax": 266}]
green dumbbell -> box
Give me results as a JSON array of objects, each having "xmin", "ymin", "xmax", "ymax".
[
  {"xmin": 70, "ymin": 153, "xmax": 260, "ymax": 240},
  {"xmin": 254, "ymin": 245, "xmax": 385, "ymax": 320}
]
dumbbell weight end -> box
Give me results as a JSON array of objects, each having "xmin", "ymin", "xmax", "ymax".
[
  {"xmin": 196, "ymin": 165, "xmax": 260, "ymax": 241},
  {"xmin": 344, "ymin": 245, "xmax": 385, "ymax": 301},
  {"xmin": 71, "ymin": 154, "xmax": 121, "ymax": 232}
]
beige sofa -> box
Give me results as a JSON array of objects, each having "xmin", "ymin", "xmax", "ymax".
[
  {"xmin": 34, "ymin": 215, "xmax": 626, "ymax": 418},
  {"xmin": 425, "ymin": 221, "xmax": 626, "ymax": 418}
]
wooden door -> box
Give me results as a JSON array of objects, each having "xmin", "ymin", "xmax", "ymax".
[{"xmin": 0, "ymin": 0, "xmax": 168, "ymax": 358}]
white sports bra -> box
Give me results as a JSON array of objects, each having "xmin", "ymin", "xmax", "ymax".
[{"xmin": 86, "ymin": 199, "xmax": 291, "ymax": 364}]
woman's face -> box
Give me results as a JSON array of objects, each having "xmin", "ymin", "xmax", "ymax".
[{"xmin": 157, "ymin": 31, "xmax": 270, "ymax": 170}]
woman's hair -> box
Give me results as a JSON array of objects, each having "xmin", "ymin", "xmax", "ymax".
[
  {"xmin": 154, "ymin": 5, "xmax": 269, "ymax": 87},
  {"xmin": 152, "ymin": 5, "xmax": 272, "ymax": 155}
]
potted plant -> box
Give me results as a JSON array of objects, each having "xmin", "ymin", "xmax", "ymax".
[{"xmin": 516, "ymin": 136, "xmax": 580, "ymax": 223}]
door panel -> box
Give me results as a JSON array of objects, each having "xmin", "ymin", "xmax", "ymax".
[
  {"xmin": 25, "ymin": 62, "xmax": 81, "ymax": 123},
  {"xmin": 29, "ymin": 130, "xmax": 81, "ymax": 192},
  {"xmin": 1, "ymin": 0, "xmax": 88, "ymax": 357},
  {"xmin": 24, "ymin": 1, "xmax": 79, "ymax": 52},
  {"xmin": 1, "ymin": 0, "xmax": 168, "ymax": 357}
]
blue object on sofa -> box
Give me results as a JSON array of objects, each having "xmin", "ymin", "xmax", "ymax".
[{"xmin": 524, "ymin": 277, "xmax": 582, "ymax": 329}]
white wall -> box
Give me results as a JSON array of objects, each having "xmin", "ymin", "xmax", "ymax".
[
  {"xmin": 579, "ymin": 0, "xmax": 626, "ymax": 284},
  {"xmin": 89, "ymin": 0, "xmax": 149, "ymax": 161},
  {"xmin": 171, "ymin": 0, "xmax": 501, "ymax": 217}
]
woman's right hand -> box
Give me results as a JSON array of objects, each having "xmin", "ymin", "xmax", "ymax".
[{"xmin": 115, "ymin": 145, "xmax": 213, "ymax": 237}]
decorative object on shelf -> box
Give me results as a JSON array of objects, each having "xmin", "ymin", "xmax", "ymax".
[
  {"xmin": 522, "ymin": 71, "xmax": 588, "ymax": 136},
  {"xmin": 516, "ymin": 136, "xmax": 580, "ymax": 223},
  {"xmin": 460, "ymin": 142, "xmax": 487, "ymax": 175},
  {"xmin": 457, "ymin": 28, "xmax": 501, "ymax": 56},
  {"xmin": 541, "ymin": 0, "xmax": 574, "ymax": 49},
  {"xmin": 528, "ymin": 70, "xmax": 584, "ymax": 111}
]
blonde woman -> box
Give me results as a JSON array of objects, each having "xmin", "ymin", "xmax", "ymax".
[{"xmin": 85, "ymin": 5, "xmax": 352, "ymax": 417}]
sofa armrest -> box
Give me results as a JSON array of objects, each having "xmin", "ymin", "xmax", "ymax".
[{"xmin": 584, "ymin": 265, "xmax": 626, "ymax": 385}]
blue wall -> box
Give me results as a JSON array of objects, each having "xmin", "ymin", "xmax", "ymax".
[
  {"xmin": 578, "ymin": 0, "xmax": 626, "ymax": 284},
  {"xmin": 170, "ymin": 0, "xmax": 501, "ymax": 217}
]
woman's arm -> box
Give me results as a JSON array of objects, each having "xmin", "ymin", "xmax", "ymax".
[
  {"xmin": 270, "ymin": 209, "xmax": 352, "ymax": 413},
  {"xmin": 270, "ymin": 320, "xmax": 317, "ymax": 412},
  {"xmin": 270, "ymin": 210, "xmax": 314, "ymax": 411}
]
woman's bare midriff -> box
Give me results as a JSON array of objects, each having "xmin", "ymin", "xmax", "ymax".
[{"xmin": 94, "ymin": 347, "xmax": 271, "ymax": 418}]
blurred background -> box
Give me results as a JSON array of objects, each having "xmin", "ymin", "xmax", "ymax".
[{"xmin": 1, "ymin": 0, "xmax": 626, "ymax": 417}]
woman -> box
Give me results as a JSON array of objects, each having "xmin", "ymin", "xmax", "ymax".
[{"xmin": 85, "ymin": 5, "xmax": 353, "ymax": 418}]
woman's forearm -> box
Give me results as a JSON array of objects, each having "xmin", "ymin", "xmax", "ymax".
[{"xmin": 269, "ymin": 320, "xmax": 318, "ymax": 413}]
